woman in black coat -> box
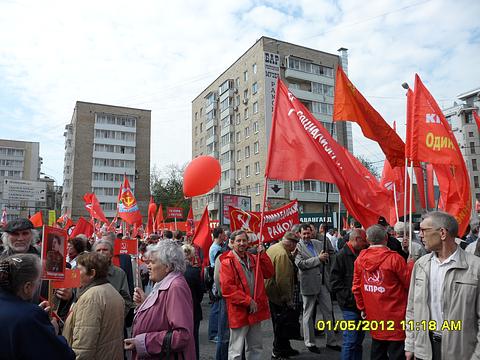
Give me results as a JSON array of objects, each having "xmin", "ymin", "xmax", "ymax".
[
  {"xmin": 0, "ymin": 253, "xmax": 75, "ymax": 360},
  {"xmin": 182, "ymin": 244, "xmax": 205, "ymax": 360}
]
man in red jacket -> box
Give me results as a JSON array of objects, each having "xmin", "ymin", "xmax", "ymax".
[
  {"xmin": 219, "ymin": 230, "xmax": 274, "ymax": 359},
  {"xmin": 352, "ymin": 224, "xmax": 410, "ymax": 360}
]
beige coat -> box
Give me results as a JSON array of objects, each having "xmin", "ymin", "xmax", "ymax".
[
  {"xmin": 265, "ymin": 242, "xmax": 295, "ymax": 305},
  {"xmin": 405, "ymin": 248, "xmax": 480, "ymax": 360},
  {"xmin": 63, "ymin": 282, "xmax": 124, "ymax": 360}
]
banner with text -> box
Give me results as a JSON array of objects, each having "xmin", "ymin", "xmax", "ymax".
[
  {"xmin": 229, "ymin": 200, "xmax": 300, "ymax": 242},
  {"xmin": 166, "ymin": 207, "xmax": 184, "ymax": 219}
]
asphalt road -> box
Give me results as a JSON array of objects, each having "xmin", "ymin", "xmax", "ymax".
[{"xmin": 198, "ymin": 299, "xmax": 372, "ymax": 359}]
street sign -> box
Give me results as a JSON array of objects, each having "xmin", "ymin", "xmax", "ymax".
[
  {"xmin": 267, "ymin": 179, "xmax": 285, "ymax": 198},
  {"xmin": 2, "ymin": 179, "xmax": 47, "ymax": 203},
  {"xmin": 166, "ymin": 207, "xmax": 183, "ymax": 219}
]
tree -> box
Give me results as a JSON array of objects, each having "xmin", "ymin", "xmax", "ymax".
[
  {"xmin": 150, "ymin": 164, "xmax": 190, "ymax": 215},
  {"xmin": 356, "ymin": 155, "xmax": 381, "ymax": 179}
]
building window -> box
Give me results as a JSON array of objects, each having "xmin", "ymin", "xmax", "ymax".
[
  {"xmin": 235, "ymin": 77, "xmax": 240, "ymax": 88},
  {"xmin": 471, "ymin": 142, "xmax": 476, "ymax": 154},
  {"xmin": 252, "ymin": 82, "xmax": 258, "ymax": 95},
  {"xmin": 235, "ymin": 95, "xmax": 240, "ymax": 107},
  {"xmin": 255, "ymin": 204, "xmax": 261, "ymax": 211},
  {"xmin": 236, "ymin": 131, "xmax": 241, "ymax": 143},
  {"xmin": 236, "ymin": 113, "xmax": 241, "ymax": 125},
  {"xmin": 222, "ymin": 170, "xmax": 230, "ymax": 181},
  {"xmin": 244, "ymin": 108, "xmax": 249, "ymax": 120},
  {"xmin": 254, "ymin": 141, "xmax": 259, "ymax": 154},
  {"xmin": 200, "ymin": 123, "xmax": 203, "ymax": 132},
  {"xmin": 466, "ymin": 113, "xmax": 473, "ymax": 124},
  {"xmin": 255, "ymin": 183, "xmax": 260, "ymax": 195},
  {"xmin": 288, "ymin": 57, "xmax": 334, "ymax": 77},
  {"xmin": 474, "ymin": 159, "xmax": 478, "ymax": 171},
  {"xmin": 245, "ymin": 165, "xmax": 251, "ymax": 177},
  {"xmin": 245, "ymin": 146, "xmax": 250, "ymax": 158},
  {"xmin": 253, "ymin": 102, "xmax": 258, "ymax": 114},
  {"xmin": 243, "ymin": 89, "xmax": 248, "ymax": 100},
  {"xmin": 475, "ymin": 176, "xmax": 480, "ymax": 188},
  {"xmin": 244, "ymin": 70, "xmax": 248, "ymax": 82},
  {"xmin": 219, "ymin": 80, "xmax": 233, "ymax": 95},
  {"xmin": 237, "ymin": 149, "xmax": 241, "ymax": 162},
  {"xmin": 253, "ymin": 121, "xmax": 259, "ymax": 133},
  {"xmin": 246, "ymin": 185, "xmax": 251, "ymax": 195},
  {"xmin": 253, "ymin": 63, "xmax": 257, "ymax": 74},
  {"xmin": 206, "ymin": 93, "xmax": 216, "ymax": 106},
  {"xmin": 254, "ymin": 161, "xmax": 260, "ymax": 174},
  {"xmin": 245, "ymin": 126, "xmax": 250, "ymax": 138},
  {"xmin": 469, "ymin": 132, "xmax": 474, "ymax": 137},
  {"xmin": 195, "ymin": 112, "xmax": 198, "ymax": 121},
  {"xmin": 220, "ymin": 98, "xmax": 230, "ymax": 112},
  {"xmin": 237, "ymin": 169, "xmax": 242, "ymax": 180},
  {"xmin": 312, "ymin": 82, "xmax": 334, "ymax": 96},
  {"xmin": 312, "ymin": 101, "xmax": 333, "ymax": 115}
]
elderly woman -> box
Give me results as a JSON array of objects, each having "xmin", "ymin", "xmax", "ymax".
[
  {"xmin": 0, "ymin": 254, "xmax": 75, "ymax": 359},
  {"xmin": 63, "ymin": 252, "xmax": 125, "ymax": 359},
  {"xmin": 124, "ymin": 240, "xmax": 195, "ymax": 359},
  {"xmin": 67, "ymin": 236, "xmax": 87, "ymax": 268}
]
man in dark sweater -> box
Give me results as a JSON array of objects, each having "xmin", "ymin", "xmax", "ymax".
[{"xmin": 330, "ymin": 228, "xmax": 368, "ymax": 360}]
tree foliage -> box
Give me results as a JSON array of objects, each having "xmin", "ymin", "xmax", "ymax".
[
  {"xmin": 356, "ymin": 155, "xmax": 381, "ymax": 179},
  {"xmin": 150, "ymin": 164, "xmax": 190, "ymax": 213}
]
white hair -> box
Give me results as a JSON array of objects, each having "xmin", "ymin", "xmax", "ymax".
[
  {"xmin": 148, "ymin": 239, "xmax": 186, "ymax": 273},
  {"xmin": 2, "ymin": 229, "xmax": 38, "ymax": 249}
]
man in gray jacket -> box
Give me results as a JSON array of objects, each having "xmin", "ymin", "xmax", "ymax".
[
  {"xmin": 295, "ymin": 223, "xmax": 340, "ymax": 353},
  {"xmin": 405, "ymin": 211, "xmax": 480, "ymax": 360}
]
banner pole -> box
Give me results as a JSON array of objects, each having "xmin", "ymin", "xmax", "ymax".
[
  {"xmin": 409, "ymin": 160, "xmax": 414, "ymax": 257},
  {"xmin": 393, "ymin": 182, "xmax": 400, "ymax": 223},
  {"xmin": 253, "ymin": 177, "xmax": 269, "ymax": 299},
  {"xmin": 403, "ymin": 157, "xmax": 408, "ymax": 241},
  {"xmin": 337, "ymin": 195, "xmax": 341, "ymax": 231}
]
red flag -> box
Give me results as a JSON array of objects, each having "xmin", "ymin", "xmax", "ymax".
[
  {"xmin": 192, "ymin": 207, "xmax": 212, "ymax": 267},
  {"xmin": 52, "ymin": 269, "xmax": 81, "ymax": 289},
  {"xmin": 117, "ymin": 175, "xmax": 142, "ymax": 226},
  {"xmin": 83, "ymin": 193, "xmax": 109, "ymax": 224},
  {"xmin": 146, "ymin": 196, "xmax": 157, "ymax": 236},
  {"xmin": 473, "ymin": 111, "xmax": 480, "ymax": 133},
  {"xmin": 426, "ymin": 163, "xmax": 435, "ymax": 209},
  {"xmin": 69, "ymin": 216, "xmax": 94, "ymax": 239},
  {"xmin": 266, "ymin": 79, "xmax": 391, "ymax": 228},
  {"xmin": 414, "ymin": 167, "xmax": 426, "ymax": 209},
  {"xmin": 155, "ymin": 204, "xmax": 164, "ymax": 232},
  {"xmin": 29, "ymin": 211, "xmax": 43, "ymax": 228},
  {"xmin": 476, "ymin": 199, "xmax": 480, "ymax": 212},
  {"xmin": 342, "ymin": 216, "xmax": 349, "ymax": 231},
  {"xmin": 408, "ymin": 74, "xmax": 471, "ymax": 235},
  {"xmin": 333, "ymin": 67, "xmax": 405, "ymax": 167},
  {"xmin": 186, "ymin": 207, "xmax": 195, "ymax": 236}
]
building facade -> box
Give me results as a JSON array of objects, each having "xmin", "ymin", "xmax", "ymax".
[
  {"xmin": 191, "ymin": 37, "xmax": 352, "ymax": 225},
  {"xmin": 0, "ymin": 139, "xmax": 42, "ymax": 220},
  {"xmin": 61, "ymin": 102, "xmax": 151, "ymax": 220},
  {"xmin": 443, "ymin": 87, "xmax": 480, "ymax": 212}
]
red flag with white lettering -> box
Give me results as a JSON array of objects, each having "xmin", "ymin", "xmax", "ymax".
[{"xmin": 265, "ymin": 79, "xmax": 391, "ymax": 228}]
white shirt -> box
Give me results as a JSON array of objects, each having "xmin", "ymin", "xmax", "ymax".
[
  {"xmin": 326, "ymin": 233, "xmax": 338, "ymax": 252},
  {"xmin": 465, "ymin": 240, "xmax": 477, "ymax": 254},
  {"xmin": 429, "ymin": 247, "xmax": 459, "ymax": 333}
]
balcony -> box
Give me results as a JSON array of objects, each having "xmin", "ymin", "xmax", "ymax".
[
  {"xmin": 285, "ymin": 68, "xmax": 334, "ymax": 86},
  {"xmin": 220, "ymin": 107, "xmax": 234, "ymax": 120},
  {"xmin": 221, "ymin": 161, "xmax": 234, "ymax": 171},
  {"xmin": 205, "ymin": 101, "xmax": 217, "ymax": 114},
  {"xmin": 220, "ymin": 124, "xmax": 234, "ymax": 137},
  {"xmin": 289, "ymin": 190, "xmax": 339, "ymax": 203},
  {"xmin": 205, "ymin": 117, "xmax": 217, "ymax": 130},
  {"xmin": 206, "ymin": 135, "xmax": 216, "ymax": 145},
  {"xmin": 220, "ymin": 178, "xmax": 235, "ymax": 190},
  {"xmin": 220, "ymin": 142, "xmax": 235, "ymax": 153},
  {"xmin": 219, "ymin": 89, "xmax": 234, "ymax": 102}
]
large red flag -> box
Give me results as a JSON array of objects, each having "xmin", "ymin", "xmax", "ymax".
[
  {"xmin": 186, "ymin": 207, "xmax": 195, "ymax": 236},
  {"xmin": 69, "ymin": 216, "xmax": 94, "ymax": 239},
  {"xmin": 29, "ymin": 211, "xmax": 43, "ymax": 227},
  {"xmin": 192, "ymin": 207, "xmax": 212, "ymax": 267},
  {"xmin": 146, "ymin": 196, "xmax": 157, "ymax": 235},
  {"xmin": 380, "ymin": 160, "xmax": 416, "ymax": 226},
  {"xmin": 266, "ymin": 79, "xmax": 391, "ymax": 228},
  {"xmin": 333, "ymin": 67, "xmax": 405, "ymax": 167},
  {"xmin": 117, "ymin": 175, "xmax": 143, "ymax": 226},
  {"xmin": 408, "ymin": 74, "xmax": 471, "ymax": 235},
  {"xmin": 414, "ymin": 167, "xmax": 427, "ymax": 209},
  {"xmin": 83, "ymin": 193, "xmax": 108, "ymax": 224},
  {"xmin": 155, "ymin": 204, "xmax": 164, "ymax": 232},
  {"xmin": 474, "ymin": 111, "xmax": 480, "ymax": 133}
]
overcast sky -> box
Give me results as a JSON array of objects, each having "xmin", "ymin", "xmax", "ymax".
[{"xmin": 1, "ymin": 0, "xmax": 479, "ymax": 183}]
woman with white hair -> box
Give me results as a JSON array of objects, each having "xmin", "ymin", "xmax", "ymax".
[{"xmin": 124, "ymin": 240, "xmax": 195, "ymax": 359}]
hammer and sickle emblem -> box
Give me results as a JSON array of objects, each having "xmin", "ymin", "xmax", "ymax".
[{"xmin": 124, "ymin": 196, "xmax": 134, "ymax": 207}]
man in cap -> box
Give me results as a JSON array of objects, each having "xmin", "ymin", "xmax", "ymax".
[{"xmin": 1, "ymin": 218, "xmax": 37, "ymax": 259}]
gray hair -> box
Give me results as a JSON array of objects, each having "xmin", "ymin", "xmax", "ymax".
[
  {"xmin": 366, "ymin": 225, "xmax": 387, "ymax": 245},
  {"xmin": 93, "ymin": 240, "xmax": 113, "ymax": 254},
  {"xmin": 148, "ymin": 240, "xmax": 186, "ymax": 273},
  {"xmin": 1, "ymin": 229, "xmax": 38, "ymax": 249},
  {"xmin": 394, "ymin": 221, "xmax": 408, "ymax": 237},
  {"xmin": 423, "ymin": 211, "xmax": 458, "ymax": 238},
  {"xmin": 102, "ymin": 232, "xmax": 116, "ymax": 243}
]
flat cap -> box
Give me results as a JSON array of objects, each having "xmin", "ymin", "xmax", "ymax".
[{"xmin": 3, "ymin": 218, "xmax": 34, "ymax": 233}]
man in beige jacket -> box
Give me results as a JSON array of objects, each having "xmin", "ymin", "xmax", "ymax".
[{"xmin": 405, "ymin": 211, "xmax": 480, "ymax": 360}]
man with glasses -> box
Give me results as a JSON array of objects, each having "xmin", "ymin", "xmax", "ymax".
[{"xmin": 405, "ymin": 211, "xmax": 480, "ymax": 360}]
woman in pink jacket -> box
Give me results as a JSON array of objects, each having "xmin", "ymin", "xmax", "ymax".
[{"xmin": 124, "ymin": 240, "xmax": 195, "ymax": 359}]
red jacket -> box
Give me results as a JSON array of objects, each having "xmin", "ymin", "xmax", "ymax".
[
  {"xmin": 219, "ymin": 250, "xmax": 274, "ymax": 329},
  {"xmin": 352, "ymin": 246, "xmax": 410, "ymax": 341}
]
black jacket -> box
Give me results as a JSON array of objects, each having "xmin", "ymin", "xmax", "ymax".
[{"xmin": 329, "ymin": 244, "xmax": 359, "ymax": 313}]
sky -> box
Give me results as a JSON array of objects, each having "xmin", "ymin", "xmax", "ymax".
[{"xmin": 0, "ymin": 0, "xmax": 479, "ymax": 184}]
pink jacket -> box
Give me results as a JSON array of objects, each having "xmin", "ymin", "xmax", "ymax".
[{"xmin": 132, "ymin": 272, "xmax": 195, "ymax": 359}]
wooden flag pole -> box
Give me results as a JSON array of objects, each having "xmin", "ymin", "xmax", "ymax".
[
  {"xmin": 393, "ymin": 183, "xmax": 400, "ymax": 224},
  {"xmin": 409, "ymin": 160, "xmax": 414, "ymax": 256},
  {"xmin": 403, "ymin": 157, "xmax": 408, "ymax": 242},
  {"xmin": 253, "ymin": 177, "xmax": 270, "ymax": 299}
]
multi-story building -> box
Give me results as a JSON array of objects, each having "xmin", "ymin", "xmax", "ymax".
[
  {"xmin": 0, "ymin": 139, "xmax": 42, "ymax": 220},
  {"xmin": 443, "ymin": 87, "xmax": 480, "ymax": 211},
  {"xmin": 191, "ymin": 37, "xmax": 352, "ymax": 225},
  {"xmin": 61, "ymin": 101, "xmax": 151, "ymax": 220}
]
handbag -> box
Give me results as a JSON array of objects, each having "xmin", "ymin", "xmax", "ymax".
[{"xmin": 160, "ymin": 330, "xmax": 184, "ymax": 360}]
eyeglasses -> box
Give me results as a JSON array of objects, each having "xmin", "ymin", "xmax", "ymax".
[{"xmin": 419, "ymin": 227, "xmax": 443, "ymax": 234}]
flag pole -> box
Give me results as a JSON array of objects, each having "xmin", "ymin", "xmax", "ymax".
[
  {"xmin": 337, "ymin": 195, "xmax": 341, "ymax": 231},
  {"xmin": 403, "ymin": 157, "xmax": 408, "ymax": 242},
  {"xmin": 409, "ymin": 160, "xmax": 414, "ymax": 256},
  {"xmin": 393, "ymin": 183, "xmax": 399, "ymax": 223},
  {"xmin": 253, "ymin": 177, "xmax": 269, "ymax": 299}
]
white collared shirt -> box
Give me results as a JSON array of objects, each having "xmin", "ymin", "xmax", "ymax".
[{"xmin": 429, "ymin": 247, "xmax": 459, "ymax": 333}]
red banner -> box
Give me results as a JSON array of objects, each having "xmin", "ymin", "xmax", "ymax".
[
  {"xmin": 52, "ymin": 268, "xmax": 81, "ymax": 289},
  {"xmin": 114, "ymin": 239, "xmax": 138, "ymax": 256},
  {"xmin": 229, "ymin": 200, "xmax": 300, "ymax": 243},
  {"xmin": 41, "ymin": 226, "xmax": 68, "ymax": 280},
  {"xmin": 166, "ymin": 207, "xmax": 183, "ymax": 219}
]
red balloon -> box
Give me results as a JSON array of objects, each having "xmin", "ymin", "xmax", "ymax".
[{"xmin": 183, "ymin": 156, "xmax": 221, "ymax": 197}]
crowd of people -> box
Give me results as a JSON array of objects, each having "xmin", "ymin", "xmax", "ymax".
[{"xmin": 1, "ymin": 210, "xmax": 480, "ymax": 360}]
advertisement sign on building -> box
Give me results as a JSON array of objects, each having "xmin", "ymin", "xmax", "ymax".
[
  {"xmin": 220, "ymin": 193, "xmax": 251, "ymax": 225},
  {"xmin": 264, "ymin": 52, "xmax": 280, "ymax": 145},
  {"xmin": 2, "ymin": 179, "xmax": 47, "ymax": 203}
]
